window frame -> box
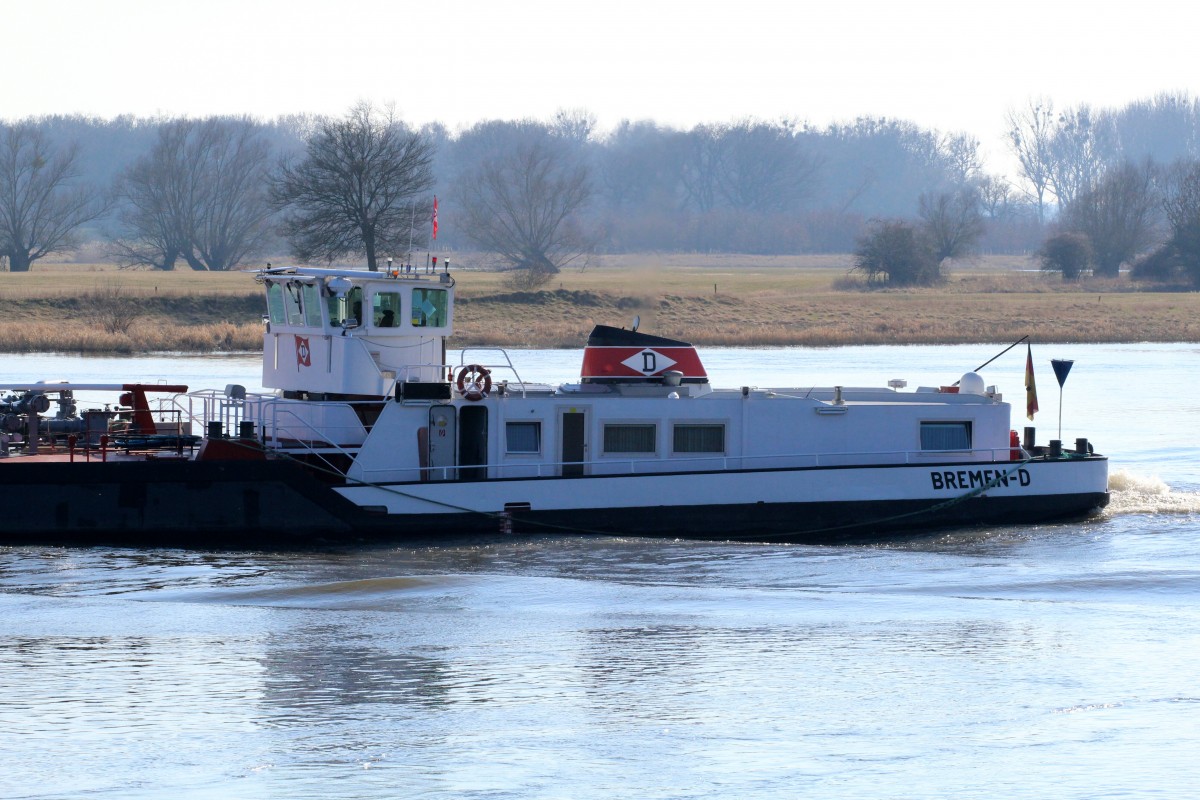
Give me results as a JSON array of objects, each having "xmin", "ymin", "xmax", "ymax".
[
  {"xmin": 266, "ymin": 282, "xmax": 287, "ymax": 325},
  {"xmin": 602, "ymin": 422, "xmax": 658, "ymax": 456},
  {"xmin": 411, "ymin": 287, "xmax": 449, "ymax": 328},
  {"xmin": 372, "ymin": 290, "xmax": 403, "ymax": 329},
  {"xmin": 505, "ymin": 421, "xmax": 543, "ymax": 455},
  {"xmin": 920, "ymin": 421, "xmax": 973, "ymax": 451},
  {"xmin": 302, "ymin": 283, "xmax": 323, "ymax": 327},
  {"xmin": 672, "ymin": 423, "xmax": 726, "ymax": 455}
]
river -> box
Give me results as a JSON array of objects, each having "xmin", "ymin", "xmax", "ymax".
[{"xmin": 2, "ymin": 344, "xmax": 1199, "ymax": 799}]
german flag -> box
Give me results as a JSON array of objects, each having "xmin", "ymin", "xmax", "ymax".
[{"xmin": 1025, "ymin": 342, "xmax": 1039, "ymax": 420}]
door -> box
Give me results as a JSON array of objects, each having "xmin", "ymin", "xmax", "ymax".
[
  {"xmin": 427, "ymin": 406, "xmax": 457, "ymax": 481},
  {"xmin": 560, "ymin": 409, "xmax": 587, "ymax": 477},
  {"xmin": 458, "ymin": 405, "xmax": 488, "ymax": 481}
]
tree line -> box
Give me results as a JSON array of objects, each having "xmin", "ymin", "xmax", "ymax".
[{"xmin": 3, "ymin": 94, "xmax": 1200, "ymax": 286}]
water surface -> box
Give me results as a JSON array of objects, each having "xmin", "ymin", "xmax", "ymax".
[{"xmin": 2, "ymin": 344, "xmax": 1198, "ymax": 799}]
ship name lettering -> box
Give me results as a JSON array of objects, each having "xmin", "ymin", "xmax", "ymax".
[{"xmin": 930, "ymin": 468, "xmax": 1031, "ymax": 490}]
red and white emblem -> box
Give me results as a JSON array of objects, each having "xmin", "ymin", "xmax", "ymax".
[
  {"xmin": 621, "ymin": 348, "xmax": 677, "ymax": 376},
  {"xmin": 295, "ymin": 335, "xmax": 311, "ymax": 367}
]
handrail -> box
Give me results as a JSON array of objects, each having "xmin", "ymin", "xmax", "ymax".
[
  {"xmin": 256, "ymin": 401, "xmax": 364, "ymax": 470},
  {"xmin": 456, "ymin": 347, "xmax": 529, "ymax": 396},
  {"xmin": 356, "ymin": 445, "xmax": 1033, "ymax": 482}
]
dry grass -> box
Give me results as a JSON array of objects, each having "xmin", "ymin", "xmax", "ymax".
[
  {"xmin": 3, "ymin": 255, "xmax": 1200, "ymax": 351},
  {"xmin": 0, "ymin": 265, "xmax": 254, "ymax": 299},
  {"xmin": 0, "ymin": 320, "xmax": 262, "ymax": 354},
  {"xmin": 453, "ymin": 288, "xmax": 1200, "ymax": 347}
]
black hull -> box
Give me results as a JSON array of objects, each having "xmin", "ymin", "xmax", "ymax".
[
  {"xmin": 0, "ymin": 458, "xmax": 1109, "ymax": 548},
  {"xmin": 494, "ymin": 492, "xmax": 1112, "ymax": 544},
  {"xmin": 1, "ymin": 460, "xmax": 376, "ymax": 548}
]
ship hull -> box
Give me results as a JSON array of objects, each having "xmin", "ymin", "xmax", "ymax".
[{"xmin": 1, "ymin": 455, "xmax": 1109, "ymax": 547}]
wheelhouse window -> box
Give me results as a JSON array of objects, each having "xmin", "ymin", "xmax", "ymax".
[
  {"xmin": 266, "ymin": 282, "xmax": 287, "ymax": 324},
  {"xmin": 283, "ymin": 282, "xmax": 305, "ymax": 325},
  {"xmin": 271, "ymin": 281, "xmax": 319, "ymax": 326},
  {"xmin": 327, "ymin": 286, "xmax": 363, "ymax": 328},
  {"xmin": 920, "ymin": 421, "xmax": 972, "ymax": 451},
  {"xmin": 411, "ymin": 288, "xmax": 448, "ymax": 328},
  {"xmin": 373, "ymin": 291, "xmax": 402, "ymax": 328},
  {"xmin": 506, "ymin": 421, "xmax": 541, "ymax": 454},
  {"xmin": 673, "ymin": 424, "xmax": 725, "ymax": 454},
  {"xmin": 302, "ymin": 283, "xmax": 323, "ymax": 327},
  {"xmin": 603, "ymin": 423, "xmax": 657, "ymax": 454}
]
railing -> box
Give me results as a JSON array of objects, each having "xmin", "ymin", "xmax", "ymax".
[
  {"xmin": 491, "ymin": 445, "xmax": 1027, "ymax": 478},
  {"xmin": 179, "ymin": 389, "xmax": 382, "ymax": 474},
  {"xmin": 183, "ymin": 389, "xmax": 256, "ymax": 439},
  {"xmin": 357, "ymin": 445, "xmax": 1030, "ymax": 483},
  {"xmin": 455, "ymin": 347, "xmax": 530, "ymax": 396}
]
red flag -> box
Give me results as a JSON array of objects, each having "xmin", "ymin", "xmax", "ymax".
[
  {"xmin": 431, "ymin": 196, "xmax": 438, "ymax": 240},
  {"xmin": 1025, "ymin": 342, "xmax": 1039, "ymax": 421},
  {"xmin": 295, "ymin": 335, "xmax": 311, "ymax": 368}
]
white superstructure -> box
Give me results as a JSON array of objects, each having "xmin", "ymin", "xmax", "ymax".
[{"xmin": 229, "ymin": 265, "xmax": 1108, "ymax": 541}]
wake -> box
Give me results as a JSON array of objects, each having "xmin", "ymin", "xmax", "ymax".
[{"xmin": 1105, "ymin": 469, "xmax": 1200, "ymax": 516}]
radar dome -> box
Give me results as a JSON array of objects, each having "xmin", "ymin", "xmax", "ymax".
[{"xmin": 959, "ymin": 372, "xmax": 986, "ymax": 395}]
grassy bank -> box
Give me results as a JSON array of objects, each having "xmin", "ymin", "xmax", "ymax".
[{"xmin": 2, "ymin": 255, "xmax": 1199, "ymax": 353}]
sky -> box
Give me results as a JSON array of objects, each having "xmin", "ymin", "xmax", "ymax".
[{"xmin": 5, "ymin": 0, "xmax": 1196, "ymax": 172}]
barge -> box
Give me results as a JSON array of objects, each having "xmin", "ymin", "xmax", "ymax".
[{"xmin": 0, "ymin": 265, "xmax": 1109, "ymax": 546}]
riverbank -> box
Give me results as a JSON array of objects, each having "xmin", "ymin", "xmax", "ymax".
[{"xmin": 2, "ymin": 255, "xmax": 1198, "ymax": 352}]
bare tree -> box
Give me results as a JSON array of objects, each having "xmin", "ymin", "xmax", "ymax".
[
  {"xmin": 111, "ymin": 118, "xmax": 273, "ymax": 271},
  {"xmin": 1134, "ymin": 159, "xmax": 1200, "ymax": 286},
  {"xmin": 454, "ymin": 125, "xmax": 593, "ymax": 286},
  {"xmin": 551, "ymin": 107, "xmax": 598, "ymax": 144},
  {"xmin": 187, "ymin": 119, "xmax": 275, "ymax": 271},
  {"xmin": 596, "ymin": 119, "xmax": 685, "ymax": 212},
  {"xmin": 0, "ymin": 123, "xmax": 109, "ymax": 272},
  {"xmin": 938, "ymin": 132, "xmax": 984, "ymax": 186},
  {"xmin": 1061, "ymin": 160, "xmax": 1160, "ymax": 277},
  {"xmin": 678, "ymin": 124, "xmax": 725, "ymax": 213},
  {"xmin": 109, "ymin": 122, "xmax": 189, "ymax": 270},
  {"xmin": 1006, "ymin": 98, "xmax": 1057, "ymax": 223},
  {"xmin": 1046, "ymin": 104, "xmax": 1113, "ymax": 208},
  {"xmin": 272, "ymin": 103, "xmax": 435, "ymax": 271},
  {"xmin": 1110, "ymin": 93, "xmax": 1200, "ymax": 165},
  {"xmin": 976, "ymin": 174, "xmax": 1014, "ymax": 219},
  {"xmin": 918, "ymin": 189, "xmax": 985, "ymax": 262},
  {"xmin": 714, "ymin": 119, "xmax": 821, "ymax": 212}
]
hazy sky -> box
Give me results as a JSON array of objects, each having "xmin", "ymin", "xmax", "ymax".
[{"xmin": 6, "ymin": 0, "xmax": 1194, "ymax": 171}]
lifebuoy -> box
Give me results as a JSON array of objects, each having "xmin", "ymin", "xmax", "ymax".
[{"xmin": 456, "ymin": 364, "xmax": 492, "ymax": 401}]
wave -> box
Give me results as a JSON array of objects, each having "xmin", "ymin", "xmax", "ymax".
[
  {"xmin": 150, "ymin": 574, "xmax": 481, "ymax": 608},
  {"xmin": 1106, "ymin": 469, "xmax": 1200, "ymax": 516}
]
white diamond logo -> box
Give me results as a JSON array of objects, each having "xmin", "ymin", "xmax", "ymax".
[{"xmin": 621, "ymin": 348, "xmax": 676, "ymax": 375}]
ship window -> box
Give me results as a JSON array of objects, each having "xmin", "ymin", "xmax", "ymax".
[
  {"xmin": 302, "ymin": 283, "xmax": 323, "ymax": 327},
  {"xmin": 603, "ymin": 423, "xmax": 656, "ymax": 454},
  {"xmin": 412, "ymin": 288, "xmax": 448, "ymax": 328},
  {"xmin": 506, "ymin": 421, "xmax": 541, "ymax": 454},
  {"xmin": 324, "ymin": 286, "xmax": 364, "ymax": 328},
  {"xmin": 921, "ymin": 421, "xmax": 972, "ymax": 450},
  {"xmin": 282, "ymin": 281, "xmax": 306, "ymax": 325},
  {"xmin": 673, "ymin": 424, "xmax": 725, "ymax": 454},
  {"xmin": 266, "ymin": 282, "xmax": 287, "ymax": 324},
  {"xmin": 373, "ymin": 292, "xmax": 402, "ymax": 328}
]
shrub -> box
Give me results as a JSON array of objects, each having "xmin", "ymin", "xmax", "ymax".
[
  {"xmin": 852, "ymin": 220, "xmax": 941, "ymax": 286},
  {"xmin": 86, "ymin": 283, "xmax": 144, "ymax": 334},
  {"xmin": 1038, "ymin": 232, "xmax": 1093, "ymax": 281}
]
